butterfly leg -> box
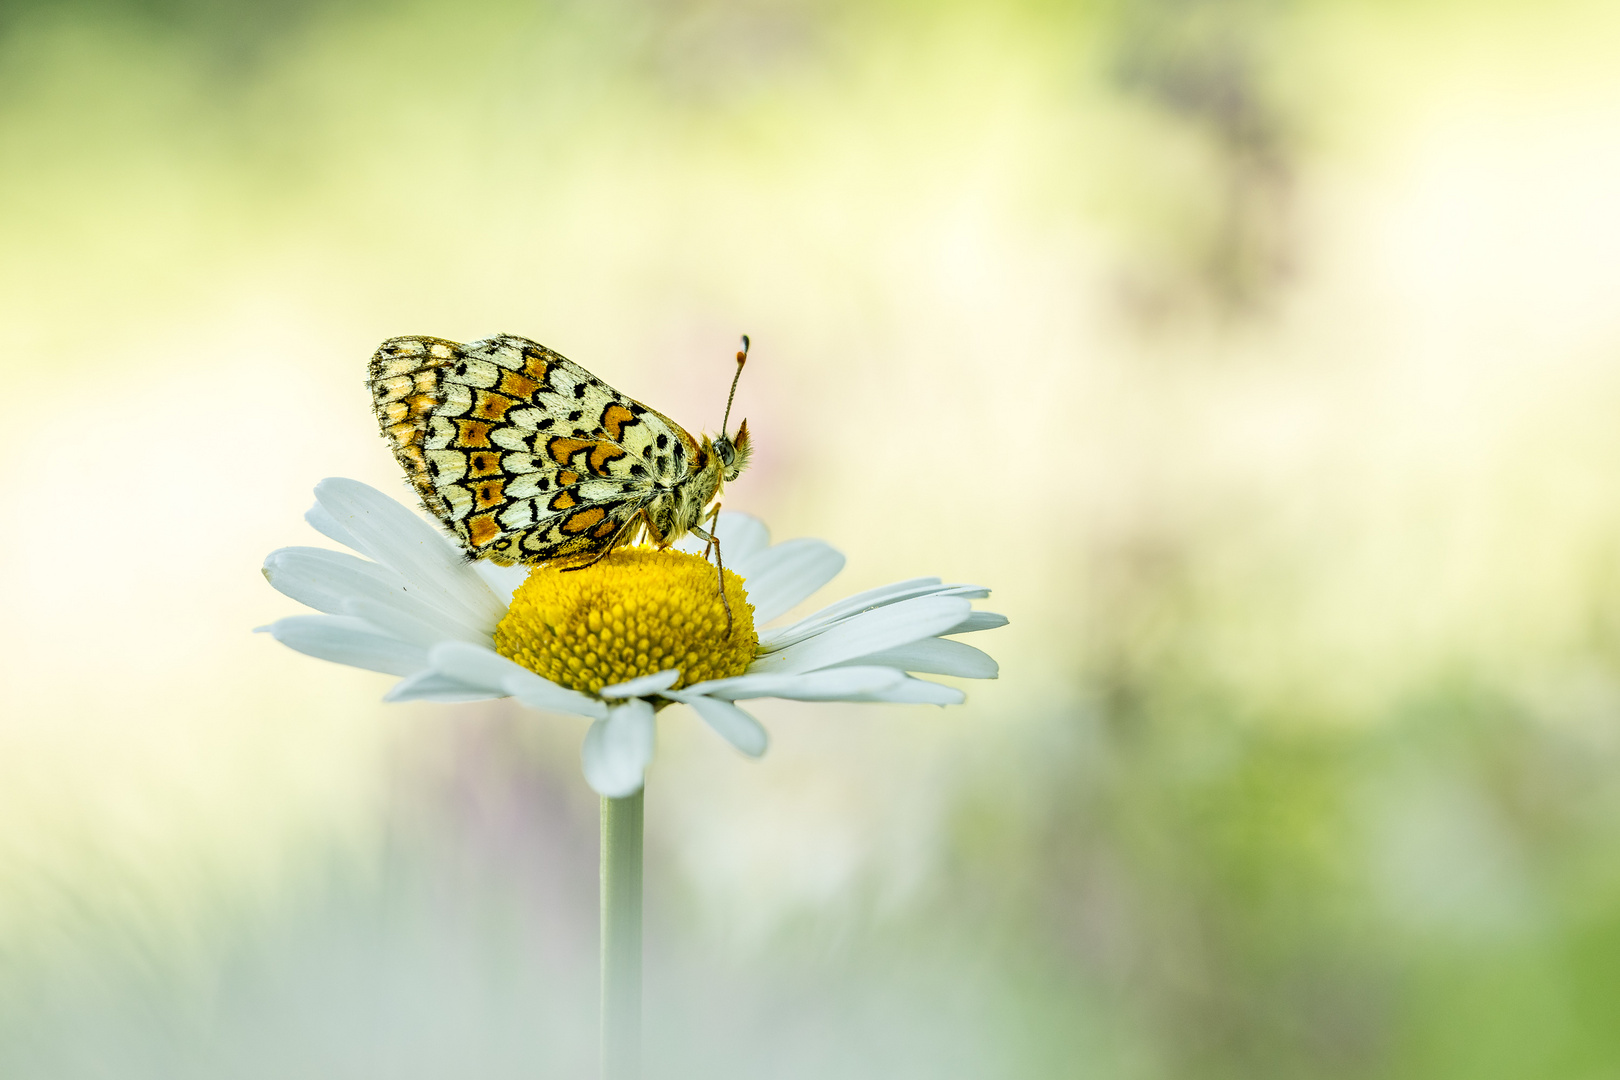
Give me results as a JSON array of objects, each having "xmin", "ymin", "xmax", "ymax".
[{"xmin": 688, "ymin": 502, "xmax": 733, "ymax": 637}]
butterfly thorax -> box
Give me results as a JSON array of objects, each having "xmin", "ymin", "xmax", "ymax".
[{"xmin": 645, "ymin": 434, "xmax": 725, "ymax": 543}]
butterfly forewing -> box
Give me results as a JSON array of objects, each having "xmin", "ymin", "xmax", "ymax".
[{"xmin": 368, "ymin": 334, "xmax": 699, "ymax": 565}]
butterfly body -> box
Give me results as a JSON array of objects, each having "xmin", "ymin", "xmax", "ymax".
[{"xmin": 368, "ymin": 333, "xmax": 750, "ymax": 566}]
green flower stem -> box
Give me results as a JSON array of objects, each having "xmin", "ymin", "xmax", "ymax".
[{"xmin": 601, "ymin": 789, "xmax": 644, "ymax": 1080}]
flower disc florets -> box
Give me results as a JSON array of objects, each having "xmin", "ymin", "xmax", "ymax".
[{"xmin": 494, "ymin": 548, "xmax": 757, "ymax": 695}]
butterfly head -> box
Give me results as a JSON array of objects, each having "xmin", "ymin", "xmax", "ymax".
[{"xmin": 714, "ymin": 419, "xmax": 751, "ymax": 482}]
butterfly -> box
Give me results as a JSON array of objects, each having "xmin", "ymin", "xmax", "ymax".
[{"xmin": 367, "ymin": 333, "xmax": 751, "ymax": 578}]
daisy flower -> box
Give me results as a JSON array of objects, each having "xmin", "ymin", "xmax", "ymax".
[{"xmin": 258, "ymin": 478, "xmax": 1006, "ymax": 797}]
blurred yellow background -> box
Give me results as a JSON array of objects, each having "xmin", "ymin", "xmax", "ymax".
[{"xmin": 5, "ymin": 0, "xmax": 1620, "ymax": 1075}]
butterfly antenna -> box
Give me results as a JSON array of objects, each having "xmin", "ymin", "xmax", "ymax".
[{"xmin": 721, "ymin": 334, "xmax": 749, "ymax": 437}]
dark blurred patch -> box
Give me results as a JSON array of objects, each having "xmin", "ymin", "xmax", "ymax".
[
  {"xmin": 1109, "ymin": 0, "xmax": 1295, "ymax": 325},
  {"xmin": 0, "ymin": 0, "xmax": 381, "ymax": 73},
  {"xmin": 626, "ymin": 0, "xmax": 831, "ymax": 102}
]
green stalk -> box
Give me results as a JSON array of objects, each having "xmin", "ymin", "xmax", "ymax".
[{"xmin": 601, "ymin": 789, "xmax": 644, "ymax": 1080}]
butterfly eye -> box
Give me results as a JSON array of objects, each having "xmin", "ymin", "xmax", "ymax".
[{"xmin": 716, "ymin": 438, "xmax": 736, "ymax": 468}]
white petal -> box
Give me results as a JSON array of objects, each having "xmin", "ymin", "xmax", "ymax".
[
  {"xmin": 834, "ymin": 637, "xmax": 999, "ymax": 679},
  {"xmin": 581, "ymin": 700, "xmax": 657, "ymax": 797},
  {"xmin": 737, "ymin": 673, "xmax": 960, "ymax": 705},
  {"xmin": 305, "ymin": 500, "xmax": 365, "ymax": 554},
  {"xmin": 313, "ymin": 479, "xmax": 504, "ymax": 632},
  {"xmin": 747, "ymin": 595, "xmax": 972, "ymax": 676},
  {"xmin": 867, "ymin": 677, "xmax": 965, "ymax": 705},
  {"xmin": 759, "ymin": 579, "xmax": 989, "ymax": 648},
  {"xmin": 509, "ymin": 679, "xmax": 608, "ymax": 717},
  {"xmin": 384, "ymin": 670, "xmax": 504, "ymax": 703},
  {"xmin": 427, "ymin": 641, "xmax": 607, "ymax": 719},
  {"xmin": 600, "ymin": 669, "xmax": 681, "ymax": 698},
  {"xmin": 947, "ymin": 611, "xmax": 1009, "ymax": 635},
  {"xmin": 679, "ymin": 695, "xmax": 768, "ymax": 757},
  {"xmin": 266, "ymin": 547, "xmax": 492, "ymax": 644},
  {"xmin": 342, "ymin": 597, "xmax": 487, "ymax": 649},
  {"xmin": 716, "ymin": 513, "xmax": 771, "ymax": 563},
  {"xmin": 735, "ymin": 539, "xmax": 846, "ymax": 624},
  {"xmin": 263, "ymin": 546, "xmax": 400, "ymax": 614},
  {"xmin": 472, "ymin": 561, "xmax": 530, "ymax": 608},
  {"xmin": 678, "ymin": 667, "xmax": 966, "ymax": 706},
  {"xmin": 258, "ymin": 615, "xmax": 427, "ymax": 676},
  {"xmin": 785, "ymin": 577, "xmax": 939, "ymax": 626},
  {"xmin": 672, "ymin": 511, "xmax": 770, "ymax": 561},
  {"xmin": 680, "ymin": 666, "xmax": 909, "ymax": 701}
]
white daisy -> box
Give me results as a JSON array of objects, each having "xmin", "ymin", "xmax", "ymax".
[{"xmin": 258, "ymin": 478, "xmax": 1006, "ymax": 798}]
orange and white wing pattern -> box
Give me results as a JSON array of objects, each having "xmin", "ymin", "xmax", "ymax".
[{"xmin": 367, "ymin": 333, "xmax": 702, "ymax": 565}]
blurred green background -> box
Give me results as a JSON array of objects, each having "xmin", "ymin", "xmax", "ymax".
[{"xmin": 5, "ymin": 0, "xmax": 1620, "ymax": 1075}]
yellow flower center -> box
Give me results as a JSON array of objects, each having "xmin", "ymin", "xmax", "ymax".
[{"xmin": 494, "ymin": 548, "xmax": 757, "ymax": 696}]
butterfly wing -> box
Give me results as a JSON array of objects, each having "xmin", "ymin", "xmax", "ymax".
[{"xmin": 368, "ymin": 333, "xmax": 700, "ymax": 565}]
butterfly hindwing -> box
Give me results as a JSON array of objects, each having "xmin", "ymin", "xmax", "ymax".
[{"xmin": 368, "ymin": 333, "xmax": 701, "ymax": 565}]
